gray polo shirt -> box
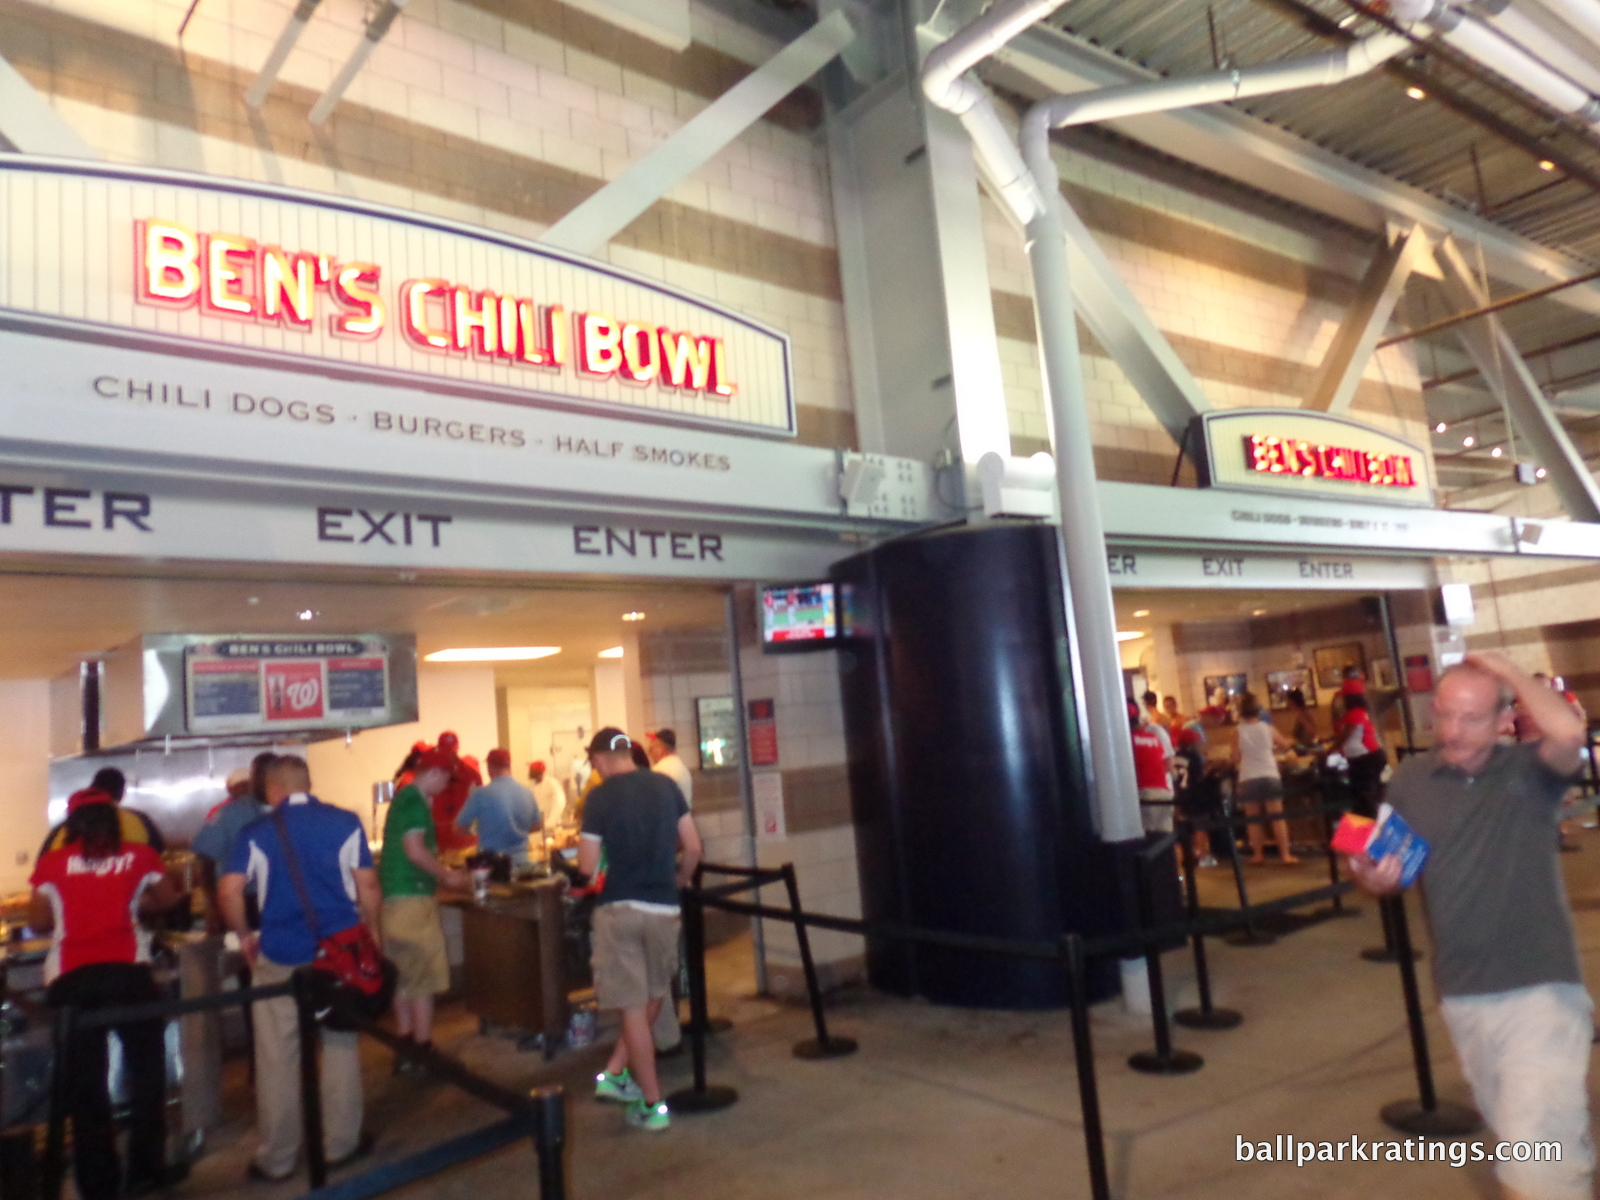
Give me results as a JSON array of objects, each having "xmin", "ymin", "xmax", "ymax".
[{"xmin": 1387, "ymin": 742, "xmax": 1581, "ymax": 998}]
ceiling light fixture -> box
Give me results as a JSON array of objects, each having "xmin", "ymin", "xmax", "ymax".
[
  {"xmin": 1539, "ymin": 159, "xmax": 1557, "ymax": 171},
  {"xmin": 1252, "ymin": 608, "xmax": 1268, "ymax": 616},
  {"xmin": 1406, "ymin": 85, "xmax": 1427, "ymax": 100},
  {"xmin": 1491, "ymin": 446, "xmax": 1503, "ymax": 457},
  {"xmin": 1537, "ymin": 467, "xmax": 1548, "ymax": 478},
  {"xmin": 424, "ymin": 647, "xmax": 561, "ymax": 662},
  {"xmin": 296, "ymin": 609, "xmax": 317, "ymax": 621},
  {"xmin": 1133, "ymin": 609, "xmax": 1150, "ymax": 617},
  {"xmin": 597, "ymin": 646, "xmax": 624, "ymax": 658},
  {"xmin": 1115, "ymin": 631, "xmax": 1145, "ymax": 642},
  {"xmin": 1463, "ymin": 436, "xmax": 1476, "ymax": 448},
  {"xmin": 621, "ymin": 611, "xmax": 646, "ymax": 622},
  {"xmin": 1434, "ymin": 422, "xmax": 1447, "ymax": 433}
]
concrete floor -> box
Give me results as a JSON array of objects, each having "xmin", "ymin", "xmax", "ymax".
[{"xmin": 163, "ymin": 841, "xmax": 1600, "ymax": 1200}]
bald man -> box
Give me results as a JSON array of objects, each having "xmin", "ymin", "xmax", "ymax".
[{"xmin": 1349, "ymin": 653, "xmax": 1591, "ymax": 1200}]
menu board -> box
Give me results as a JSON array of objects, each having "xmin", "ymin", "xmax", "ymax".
[
  {"xmin": 761, "ymin": 582, "xmax": 836, "ymax": 648},
  {"xmin": 186, "ymin": 637, "xmax": 393, "ymax": 735}
]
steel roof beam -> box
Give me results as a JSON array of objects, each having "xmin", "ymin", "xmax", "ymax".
[
  {"xmin": 1306, "ymin": 224, "xmax": 1429, "ymax": 413},
  {"xmin": 543, "ymin": 9, "xmax": 855, "ymax": 256}
]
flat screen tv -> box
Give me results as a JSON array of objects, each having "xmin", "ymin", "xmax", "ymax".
[{"xmin": 760, "ymin": 581, "xmax": 838, "ymax": 652}]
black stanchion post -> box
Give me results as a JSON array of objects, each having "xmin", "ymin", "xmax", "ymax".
[
  {"xmin": 665, "ymin": 889, "xmax": 738, "ymax": 1113},
  {"xmin": 1128, "ymin": 851, "xmax": 1203, "ymax": 1075},
  {"xmin": 782, "ymin": 863, "xmax": 858, "ymax": 1060},
  {"xmin": 1062, "ymin": 934, "xmax": 1111, "ymax": 1200},
  {"xmin": 1378, "ymin": 895, "xmax": 1481, "ymax": 1136},
  {"xmin": 1173, "ymin": 824, "xmax": 1242, "ymax": 1031},
  {"xmin": 529, "ymin": 1086, "xmax": 566, "ymax": 1200},
  {"xmin": 41, "ymin": 1006, "xmax": 73, "ymax": 1200},
  {"xmin": 679, "ymin": 863, "xmax": 730, "ymax": 1037},
  {"xmin": 292, "ymin": 972, "xmax": 328, "ymax": 1187},
  {"xmin": 1222, "ymin": 811, "xmax": 1275, "ymax": 947},
  {"xmin": 1321, "ymin": 804, "xmax": 1357, "ymax": 918},
  {"xmin": 1361, "ymin": 888, "xmax": 1420, "ymax": 963}
]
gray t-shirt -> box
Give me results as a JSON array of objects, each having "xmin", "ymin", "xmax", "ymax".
[
  {"xmin": 1388, "ymin": 742, "xmax": 1580, "ymax": 998},
  {"xmin": 580, "ymin": 769, "xmax": 688, "ymax": 909}
]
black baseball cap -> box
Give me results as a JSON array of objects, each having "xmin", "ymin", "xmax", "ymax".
[{"xmin": 586, "ymin": 727, "xmax": 633, "ymax": 756}]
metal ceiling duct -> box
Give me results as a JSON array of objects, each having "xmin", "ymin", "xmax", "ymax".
[
  {"xmin": 1471, "ymin": 1, "xmax": 1600, "ymax": 95},
  {"xmin": 1392, "ymin": 0, "xmax": 1600, "ymax": 125}
]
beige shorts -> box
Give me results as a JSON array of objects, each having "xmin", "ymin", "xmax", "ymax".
[
  {"xmin": 381, "ymin": 896, "xmax": 450, "ymax": 997},
  {"xmin": 591, "ymin": 903, "xmax": 680, "ymax": 1012}
]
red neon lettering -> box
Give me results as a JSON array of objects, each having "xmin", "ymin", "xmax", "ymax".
[
  {"xmin": 202, "ymin": 233, "xmax": 256, "ymax": 318},
  {"xmin": 260, "ymin": 246, "xmax": 317, "ymax": 327},
  {"xmin": 659, "ymin": 328, "xmax": 713, "ymax": 391},
  {"xmin": 135, "ymin": 220, "xmax": 200, "ymax": 309},
  {"xmin": 452, "ymin": 287, "xmax": 498, "ymax": 356},
  {"xmin": 330, "ymin": 263, "xmax": 385, "ymax": 340},
  {"xmin": 576, "ymin": 312, "xmax": 622, "ymax": 378},
  {"xmin": 708, "ymin": 337, "xmax": 736, "ymax": 399},
  {"xmin": 1245, "ymin": 433, "xmax": 1415, "ymax": 488},
  {"xmin": 619, "ymin": 323, "xmax": 659, "ymax": 385},
  {"xmin": 400, "ymin": 279, "xmax": 451, "ymax": 350}
]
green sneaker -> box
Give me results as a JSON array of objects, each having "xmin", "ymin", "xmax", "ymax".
[
  {"xmin": 594, "ymin": 1070, "xmax": 643, "ymax": 1104},
  {"xmin": 625, "ymin": 1099, "xmax": 671, "ymax": 1131}
]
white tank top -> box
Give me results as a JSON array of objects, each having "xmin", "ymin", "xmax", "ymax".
[{"xmin": 1238, "ymin": 720, "xmax": 1279, "ymax": 782}]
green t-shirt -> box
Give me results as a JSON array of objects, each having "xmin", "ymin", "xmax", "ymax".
[{"xmin": 380, "ymin": 784, "xmax": 437, "ymax": 897}]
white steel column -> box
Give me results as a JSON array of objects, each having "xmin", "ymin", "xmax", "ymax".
[
  {"xmin": 244, "ymin": 0, "xmax": 324, "ymax": 110},
  {"xmin": 1434, "ymin": 237, "xmax": 1600, "ymax": 522},
  {"xmin": 541, "ymin": 10, "xmax": 856, "ymax": 257},
  {"xmin": 0, "ymin": 56, "xmax": 97, "ymax": 158}
]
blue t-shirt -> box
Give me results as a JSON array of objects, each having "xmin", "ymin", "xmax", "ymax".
[
  {"xmin": 224, "ymin": 794, "xmax": 372, "ymax": 966},
  {"xmin": 192, "ymin": 796, "xmax": 269, "ymax": 868},
  {"xmin": 457, "ymin": 776, "xmax": 540, "ymax": 855}
]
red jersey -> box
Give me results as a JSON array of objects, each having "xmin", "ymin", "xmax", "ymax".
[
  {"xmin": 1132, "ymin": 728, "xmax": 1172, "ymax": 791},
  {"xmin": 432, "ymin": 757, "xmax": 484, "ymax": 852},
  {"xmin": 1339, "ymin": 708, "xmax": 1381, "ymax": 755},
  {"xmin": 30, "ymin": 842, "xmax": 165, "ymax": 983}
]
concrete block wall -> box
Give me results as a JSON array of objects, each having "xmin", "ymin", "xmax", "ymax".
[
  {"xmin": 732, "ymin": 589, "xmax": 862, "ymax": 997},
  {"xmin": 2, "ymin": 0, "xmax": 857, "ymax": 447}
]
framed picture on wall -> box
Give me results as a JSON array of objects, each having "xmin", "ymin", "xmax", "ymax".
[
  {"xmin": 695, "ymin": 696, "xmax": 740, "ymax": 771},
  {"xmin": 1265, "ymin": 668, "xmax": 1316, "ymax": 710},
  {"xmin": 1371, "ymin": 657, "xmax": 1398, "ymax": 690},
  {"xmin": 1201, "ymin": 673, "xmax": 1248, "ymax": 706},
  {"xmin": 1313, "ymin": 642, "xmax": 1366, "ymax": 690}
]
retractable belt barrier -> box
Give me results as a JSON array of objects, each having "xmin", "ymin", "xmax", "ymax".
[
  {"xmin": 40, "ymin": 967, "xmax": 567, "ymax": 1200},
  {"xmin": 683, "ymin": 834, "xmax": 1459, "ymax": 1200}
]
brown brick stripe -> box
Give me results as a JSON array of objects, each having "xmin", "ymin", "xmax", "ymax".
[{"xmin": 457, "ymin": 0, "xmax": 822, "ymax": 130}]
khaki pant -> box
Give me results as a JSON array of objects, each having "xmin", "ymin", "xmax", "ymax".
[{"xmin": 250, "ymin": 957, "xmax": 364, "ymax": 1178}]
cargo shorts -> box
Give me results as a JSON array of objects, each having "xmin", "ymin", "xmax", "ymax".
[{"xmin": 591, "ymin": 903, "xmax": 681, "ymax": 1011}]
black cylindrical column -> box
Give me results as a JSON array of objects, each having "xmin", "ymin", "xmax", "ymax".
[{"xmin": 835, "ymin": 522, "xmax": 1123, "ymax": 1008}]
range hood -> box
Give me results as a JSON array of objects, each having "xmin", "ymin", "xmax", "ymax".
[{"xmin": 53, "ymin": 633, "xmax": 419, "ymax": 755}]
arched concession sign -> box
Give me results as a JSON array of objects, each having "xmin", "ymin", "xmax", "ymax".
[
  {"xmin": 0, "ymin": 157, "xmax": 794, "ymax": 436},
  {"xmin": 1190, "ymin": 408, "xmax": 1436, "ymax": 508}
]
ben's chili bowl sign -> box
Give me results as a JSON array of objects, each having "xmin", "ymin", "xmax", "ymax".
[
  {"xmin": 1194, "ymin": 409, "xmax": 1435, "ymax": 508},
  {"xmin": 0, "ymin": 160, "xmax": 795, "ymax": 435}
]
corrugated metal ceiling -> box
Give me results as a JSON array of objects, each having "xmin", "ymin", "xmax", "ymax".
[{"xmin": 1047, "ymin": 0, "xmax": 1600, "ymax": 263}]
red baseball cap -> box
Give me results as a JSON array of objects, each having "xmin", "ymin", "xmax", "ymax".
[
  {"xmin": 412, "ymin": 740, "xmax": 432, "ymax": 753},
  {"xmin": 528, "ymin": 760, "xmax": 546, "ymax": 772},
  {"xmin": 486, "ymin": 748, "xmax": 512, "ymax": 769},
  {"xmin": 437, "ymin": 731, "xmax": 459, "ymax": 752},
  {"xmin": 417, "ymin": 749, "xmax": 455, "ymax": 773},
  {"xmin": 67, "ymin": 788, "xmax": 114, "ymax": 813}
]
